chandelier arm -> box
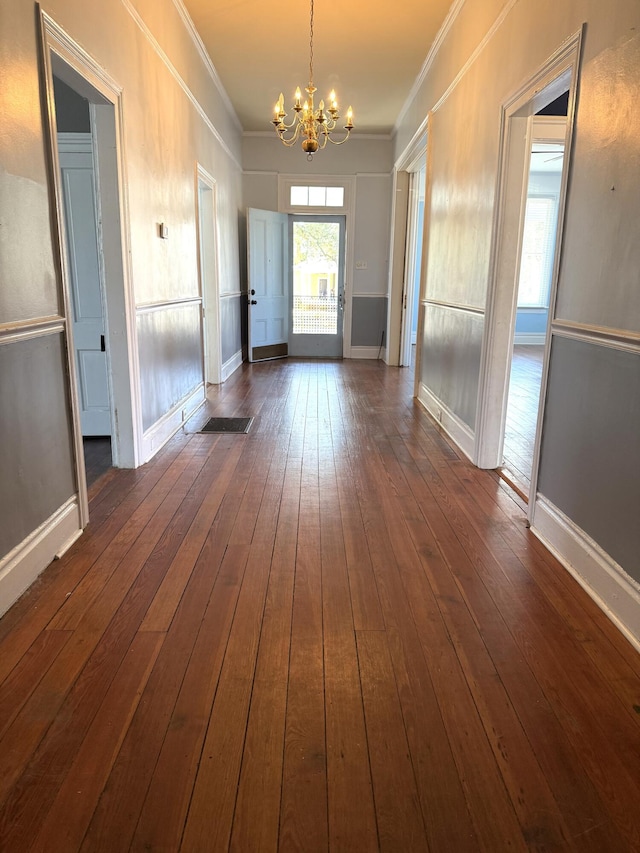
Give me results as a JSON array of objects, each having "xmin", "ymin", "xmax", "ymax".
[
  {"xmin": 278, "ymin": 122, "xmax": 303, "ymax": 144},
  {"xmin": 326, "ymin": 130, "xmax": 353, "ymax": 145},
  {"xmin": 277, "ymin": 115, "xmax": 299, "ymax": 131}
]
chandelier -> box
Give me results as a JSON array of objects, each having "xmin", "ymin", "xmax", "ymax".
[{"xmin": 271, "ymin": 0, "xmax": 353, "ymax": 158}]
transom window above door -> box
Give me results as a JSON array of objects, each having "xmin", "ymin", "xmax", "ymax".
[
  {"xmin": 290, "ymin": 185, "xmax": 344, "ymax": 207},
  {"xmin": 278, "ymin": 175, "xmax": 354, "ymax": 215}
]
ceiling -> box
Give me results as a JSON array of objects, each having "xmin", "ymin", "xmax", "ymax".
[{"xmin": 181, "ymin": 0, "xmax": 456, "ymax": 135}]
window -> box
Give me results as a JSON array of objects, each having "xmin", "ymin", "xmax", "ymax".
[
  {"xmin": 279, "ymin": 175, "xmax": 354, "ymax": 215},
  {"xmin": 289, "ymin": 185, "xmax": 344, "ymax": 208},
  {"xmin": 517, "ymin": 195, "xmax": 557, "ymax": 308}
]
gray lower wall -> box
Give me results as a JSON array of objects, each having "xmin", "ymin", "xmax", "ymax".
[
  {"xmin": 351, "ymin": 296, "xmax": 387, "ymax": 348},
  {"xmin": 221, "ymin": 294, "xmax": 243, "ymax": 364},
  {"xmin": 137, "ymin": 304, "xmax": 203, "ymax": 432},
  {"xmin": 421, "ymin": 303, "xmax": 484, "ymax": 431},
  {"xmin": 0, "ymin": 333, "xmax": 76, "ymax": 556},
  {"xmin": 538, "ymin": 336, "xmax": 640, "ymax": 581}
]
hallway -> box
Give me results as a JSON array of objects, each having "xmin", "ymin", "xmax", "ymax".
[{"xmin": 0, "ymin": 359, "xmax": 639, "ymax": 851}]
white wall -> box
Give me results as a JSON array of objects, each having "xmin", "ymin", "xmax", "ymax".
[
  {"xmin": 0, "ymin": 0, "xmax": 243, "ymax": 615},
  {"xmin": 393, "ymin": 0, "xmax": 640, "ymax": 645}
]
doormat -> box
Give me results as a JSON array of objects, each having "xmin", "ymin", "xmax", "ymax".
[{"xmin": 199, "ymin": 416, "xmax": 253, "ymax": 434}]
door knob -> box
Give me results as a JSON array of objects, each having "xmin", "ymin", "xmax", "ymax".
[
  {"xmin": 250, "ymin": 289, "xmax": 256, "ymax": 296},
  {"xmin": 250, "ymin": 299, "xmax": 257, "ymax": 305}
]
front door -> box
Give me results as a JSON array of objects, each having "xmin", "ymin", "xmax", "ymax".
[
  {"xmin": 58, "ymin": 134, "xmax": 112, "ymax": 436},
  {"xmin": 289, "ymin": 215, "xmax": 345, "ymax": 358}
]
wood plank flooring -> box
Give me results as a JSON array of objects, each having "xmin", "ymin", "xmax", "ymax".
[
  {"xmin": 1, "ymin": 358, "xmax": 639, "ymax": 852},
  {"xmin": 502, "ymin": 345, "xmax": 544, "ymax": 498}
]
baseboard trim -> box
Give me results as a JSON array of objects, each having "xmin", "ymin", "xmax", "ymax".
[
  {"xmin": 140, "ymin": 383, "xmax": 206, "ymax": 463},
  {"xmin": 514, "ymin": 333, "xmax": 545, "ymax": 345},
  {"xmin": 532, "ymin": 495, "xmax": 640, "ymax": 652},
  {"xmin": 221, "ymin": 350, "xmax": 243, "ymax": 381},
  {"xmin": 349, "ymin": 346, "xmax": 382, "ymax": 360},
  {"xmin": 0, "ymin": 496, "xmax": 82, "ymax": 618},
  {"xmin": 417, "ymin": 383, "xmax": 475, "ymax": 461}
]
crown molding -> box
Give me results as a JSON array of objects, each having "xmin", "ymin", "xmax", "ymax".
[{"xmin": 171, "ymin": 0, "xmax": 243, "ymax": 134}]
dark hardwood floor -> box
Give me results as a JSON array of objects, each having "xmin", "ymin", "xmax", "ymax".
[
  {"xmin": 83, "ymin": 437, "xmax": 112, "ymax": 487},
  {"xmin": 502, "ymin": 345, "xmax": 544, "ymax": 498},
  {"xmin": 1, "ymin": 358, "xmax": 639, "ymax": 851}
]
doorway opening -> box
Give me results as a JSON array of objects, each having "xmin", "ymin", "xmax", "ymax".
[
  {"xmin": 475, "ymin": 29, "xmax": 582, "ymax": 520},
  {"xmin": 196, "ymin": 168, "xmax": 222, "ymax": 385},
  {"xmin": 399, "ymin": 160, "xmax": 426, "ymax": 369},
  {"xmin": 289, "ymin": 215, "xmax": 345, "ymax": 358},
  {"xmin": 246, "ymin": 206, "xmax": 348, "ymax": 362},
  {"xmin": 53, "ymin": 76, "xmax": 113, "ymax": 486},
  {"xmin": 41, "ymin": 11, "xmax": 138, "ymax": 522},
  {"xmin": 501, "ymin": 109, "xmax": 567, "ymax": 498}
]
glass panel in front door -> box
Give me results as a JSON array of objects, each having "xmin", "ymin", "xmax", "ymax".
[{"xmin": 292, "ymin": 220, "xmax": 340, "ymax": 336}]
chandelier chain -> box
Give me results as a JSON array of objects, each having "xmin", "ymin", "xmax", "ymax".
[{"xmin": 309, "ymin": 0, "xmax": 314, "ymax": 85}]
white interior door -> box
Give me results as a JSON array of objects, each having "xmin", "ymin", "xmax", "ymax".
[
  {"xmin": 247, "ymin": 208, "xmax": 289, "ymax": 362},
  {"xmin": 59, "ymin": 134, "xmax": 111, "ymax": 436}
]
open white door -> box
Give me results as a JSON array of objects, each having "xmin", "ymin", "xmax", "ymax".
[
  {"xmin": 247, "ymin": 208, "xmax": 289, "ymax": 362},
  {"xmin": 59, "ymin": 134, "xmax": 111, "ymax": 436}
]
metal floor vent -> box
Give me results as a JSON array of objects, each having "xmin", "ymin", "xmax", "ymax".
[{"xmin": 199, "ymin": 417, "xmax": 253, "ymax": 434}]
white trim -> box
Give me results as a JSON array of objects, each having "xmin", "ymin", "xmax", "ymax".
[
  {"xmin": 514, "ymin": 333, "xmax": 545, "ymax": 345},
  {"xmin": 220, "ymin": 290, "xmax": 244, "ymax": 299},
  {"xmin": 171, "ymin": 0, "xmax": 243, "ymax": 134},
  {"xmin": 394, "ymin": 0, "xmax": 466, "ymax": 135},
  {"xmin": 277, "ymin": 175, "xmax": 356, "ymax": 358},
  {"xmin": 532, "ymin": 496, "xmax": 640, "ymax": 653},
  {"xmin": 0, "ymin": 318, "xmax": 65, "ymax": 346},
  {"xmin": 356, "ymin": 173, "xmax": 393, "ymax": 179},
  {"xmin": 278, "ymin": 174, "xmax": 356, "ymax": 214},
  {"xmin": 475, "ymin": 29, "xmax": 582, "ymax": 478},
  {"xmin": 0, "ymin": 497, "xmax": 82, "ymax": 618},
  {"xmin": 221, "ymin": 350, "xmax": 244, "ymax": 381},
  {"xmin": 551, "ymin": 321, "xmax": 640, "ymax": 355},
  {"xmin": 139, "ymin": 383, "xmax": 206, "ymax": 463},
  {"xmin": 395, "ymin": 125, "xmax": 428, "ymax": 173},
  {"xmin": 196, "ymin": 165, "xmax": 222, "ymax": 385},
  {"xmin": 432, "ymin": 0, "xmax": 520, "ymax": 114},
  {"xmin": 352, "ymin": 292, "xmax": 388, "ymax": 299},
  {"xmin": 417, "ymin": 383, "xmax": 475, "ymax": 461},
  {"xmin": 349, "ymin": 346, "xmax": 382, "ymax": 360},
  {"xmin": 120, "ymin": 0, "xmax": 242, "ymax": 170}
]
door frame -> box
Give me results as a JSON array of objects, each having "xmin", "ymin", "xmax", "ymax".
[
  {"xmin": 196, "ymin": 165, "xmax": 222, "ymax": 385},
  {"xmin": 39, "ymin": 9, "xmax": 139, "ymax": 522},
  {"xmin": 475, "ymin": 28, "xmax": 583, "ymax": 522},
  {"xmin": 278, "ymin": 175, "xmax": 355, "ymax": 357},
  {"xmin": 387, "ymin": 125, "xmax": 430, "ymax": 370},
  {"xmin": 399, "ymin": 161, "xmax": 426, "ymax": 367},
  {"xmin": 288, "ymin": 214, "xmax": 346, "ymax": 358}
]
